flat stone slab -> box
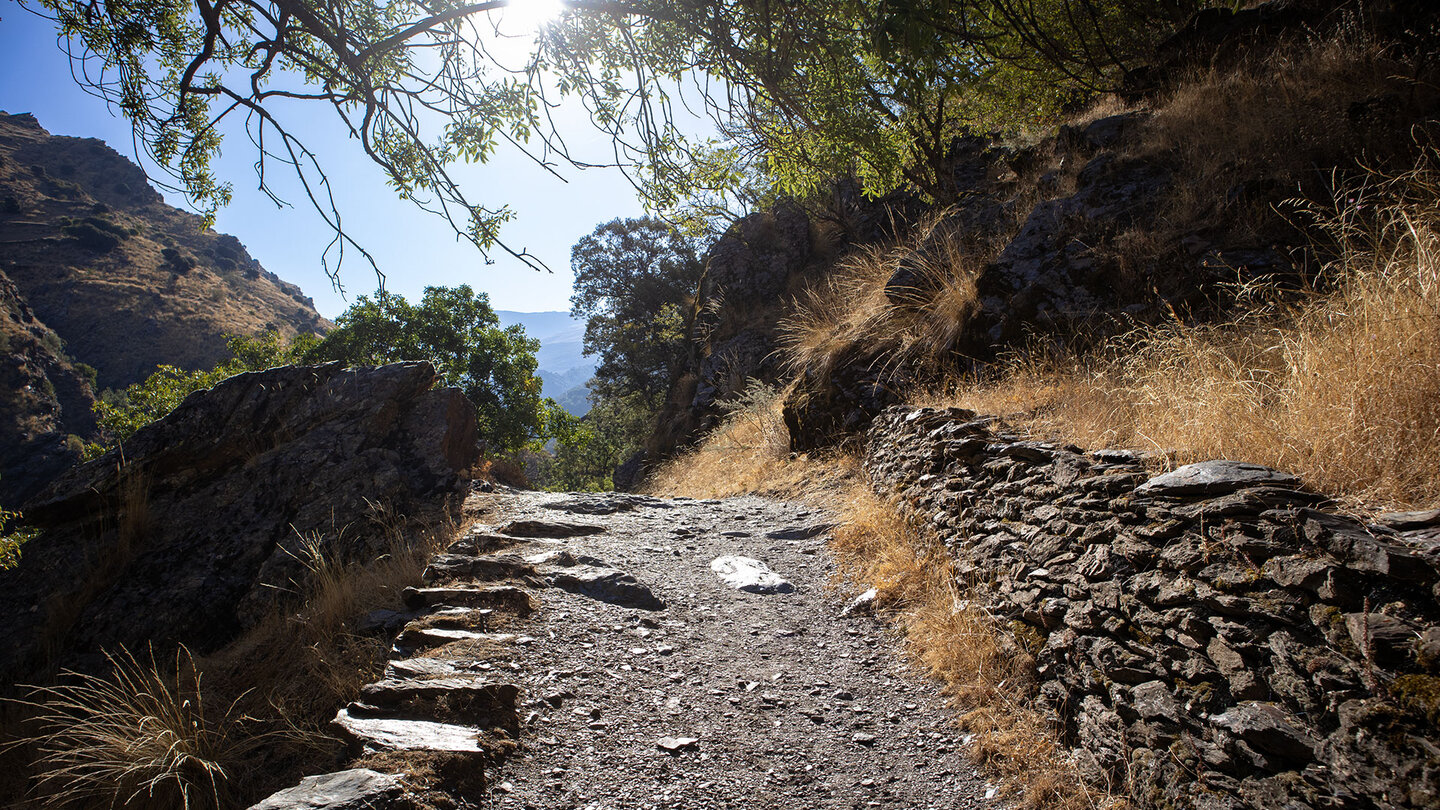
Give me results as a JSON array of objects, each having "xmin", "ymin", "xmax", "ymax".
[
  {"xmin": 710, "ymin": 556, "xmax": 794, "ymax": 594},
  {"xmin": 393, "ymin": 627, "xmax": 516, "ymax": 650},
  {"xmin": 656, "ymin": 735, "xmax": 700, "ymax": 753},
  {"xmin": 386, "ymin": 657, "xmax": 464, "ymax": 679},
  {"xmin": 1375, "ymin": 509, "xmax": 1440, "ymax": 531},
  {"xmin": 332, "ymin": 709, "xmax": 487, "ymax": 753},
  {"xmin": 1134, "ymin": 460, "xmax": 1300, "ymax": 497},
  {"xmin": 499, "ymin": 519, "xmax": 606, "ymax": 538},
  {"xmin": 548, "ymin": 565, "xmax": 664, "ymax": 610},
  {"xmin": 765, "ymin": 524, "xmax": 834, "ymax": 540},
  {"xmin": 246, "ymin": 768, "xmax": 405, "ymax": 810},
  {"xmin": 361, "ymin": 677, "xmax": 519, "ymax": 706},
  {"xmin": 402, "ymin": 585, "xmax": 538, "ymax": 614}
]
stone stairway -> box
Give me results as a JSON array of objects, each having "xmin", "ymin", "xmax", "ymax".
[{"xmin": 250, "ymin": 500, "xmax": 669, "ymax": 809}]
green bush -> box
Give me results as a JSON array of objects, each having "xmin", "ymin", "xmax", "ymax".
[
  {"xmin": 0, "ymin": 502, "xmax": 38, "ymax": 570},
  {"xmin": 61, "ymin": 219, "xmax": 124, "ymax": 252}
]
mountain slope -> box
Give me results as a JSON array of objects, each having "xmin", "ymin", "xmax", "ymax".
[
  {"xmin": 0, "ymin": 111, "xmax": 330, "ymax": 506},
  {"xmin": 496, "ymin": 310, "xmax": 594, "ymax": 414},
  {"xmin": 0, "ymin": 111, "xmax": 327, "ymax": 391}
]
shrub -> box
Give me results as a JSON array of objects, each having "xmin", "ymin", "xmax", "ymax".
[
  {"xmin": 61, "ymin": 221, "xmax": 120, "ymax": 252},
  {"xmin": 21, "ymin": 647, "xmax": 254, "ymax": 810}
]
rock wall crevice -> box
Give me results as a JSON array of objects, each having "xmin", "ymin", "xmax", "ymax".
[{"xmin": 863, "ymin": 406, "xmax": 1440, "ymax": 809}]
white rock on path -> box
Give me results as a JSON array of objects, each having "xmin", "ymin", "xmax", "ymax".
[{"xmin": 710, "ymin": 555, "xmax": 794, "ymax": 594}]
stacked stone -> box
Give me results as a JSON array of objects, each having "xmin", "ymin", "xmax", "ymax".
[{"xmin": 864, "ymin": 406, "xmax": 1440, "ymax": 809}]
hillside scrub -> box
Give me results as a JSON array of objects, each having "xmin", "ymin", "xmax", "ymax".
[
  {"xmin": 936, "ymin": 151, "xmax": 1440, "ymax": 510},
  {"xmin": 8, "ymin": 504, "xmax": 452, "ymax": 808}
]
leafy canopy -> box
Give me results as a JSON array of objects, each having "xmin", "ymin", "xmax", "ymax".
[
  {"xmin": 23, "ymin": 0, "xmax": 1204, "ymax": 277},
  {"xmin": 96, "ymin": 286, "xmax": 552, "ymax": 454},
  {"xmin": 94, "ymin": 330, "xmax": 320, "ymax": 446},
  {"xmin": 311, "ymin": 285, "xmax": 553, "ymax": 452}
]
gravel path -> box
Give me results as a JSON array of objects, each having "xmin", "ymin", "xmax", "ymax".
[{"xmin": 458, "ymin": 488, "xmax": 992, "ymax": 810}]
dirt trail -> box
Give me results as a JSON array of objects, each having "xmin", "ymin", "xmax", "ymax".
[{"xmin": 340, "ymin": 488, "xmax": 992, "ymax": 810}]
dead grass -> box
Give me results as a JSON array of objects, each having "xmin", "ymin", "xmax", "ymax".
[
  {"xmin": 644, "ymin": 380, "xmax": 860, "ymax": 500},
  {"xmin": 1146, "ymin": 26, "xmax": 1438, "ymax": 240},
  {"xmin": 198, "ymin": 503, "xmax": 455, "ymax": 795},
  {"xmin": 827, "ymin": 480, "xmax": 1118, "ymax": 810},
  {"xmin": 780, "ymin": 210, "xmax": 996, "ymax": 385},
  {"xmin": 13, "ymin": 501, "xmax": 457, "ymax": 809},
  {"xmin": 933, "ymin": 154, "xmax": 1440, "ymax": 510},
  {"xmin": 17, "ymin": 647, "xmax": 262, "ymax": 810}
]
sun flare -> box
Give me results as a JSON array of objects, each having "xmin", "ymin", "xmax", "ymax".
[{"xmin": 501, "ymin": 0, "xmax": 566, "ymax": 32}]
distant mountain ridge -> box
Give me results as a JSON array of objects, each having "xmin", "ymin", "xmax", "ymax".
[
  {"xmin": 0, "ymin": 110, "xmax": 328, "ymax": 506},
  {"xmin": 495, "ymin": 309, "xmax": 594, "ymax": 415}
]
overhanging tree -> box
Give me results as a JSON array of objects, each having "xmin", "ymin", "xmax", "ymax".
[{"xmin": 22, "ymin": 0, "xmax": 1205, "ymax": 280}]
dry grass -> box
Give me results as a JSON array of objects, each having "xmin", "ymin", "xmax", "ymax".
[
  {"xmin": 934, "ymin": 156, "xmax": 1440, "ymax": 510},
  {"xmin": 644, "ymin": 380, "xmax": 859, "ymax": 500},
  {"xmin": 780, "ymin": 211, "xmax": 995, "ymax": 385},
  {"xmin": 14, "ymin": 501, "xmax": 457, "ymax": 808},
  {"xmin": 827, "ymin": 480, "xmax": 1117, "ymax": 810},
  {"xmin": 1146, "ymin": 27, "xmax": 1437, "ymax": 239},
  {"xmin": 17, "ymin": 647, "xmax": 261, "ymax": 810},
  {"xmin": 200, "ymin": 503, "xmax": 453, "ymax": 770}
]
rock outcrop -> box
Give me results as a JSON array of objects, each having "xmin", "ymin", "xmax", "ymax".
[
  {"xmin": 0, "ymin": 267, "xmax": 97, "ymax": 506},
  {"xmin": 865, "ymin": 406, "xmax": 1440, "ymax": 809},
  {"xmin": 0, "ymin": 362, "xmax": 477, "ymax": 680}
]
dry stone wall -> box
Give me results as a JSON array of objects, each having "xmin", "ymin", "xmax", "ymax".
[{"xmin": 863, "ymin": 406, "xmax": 1440, "ymax": 809}]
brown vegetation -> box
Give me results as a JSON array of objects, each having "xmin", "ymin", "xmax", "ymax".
[
  {"xmin": 934, "ymin": 154, "xmax": 1440, "ymax": 510},
  {"xmin": 10, "ymin": 502, "xmax": 456, "ymax": 808}
]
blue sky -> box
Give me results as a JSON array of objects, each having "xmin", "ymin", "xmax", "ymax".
[{"xmin": 0, "ymin": 3, "xmax": 649, "ymax": 318}]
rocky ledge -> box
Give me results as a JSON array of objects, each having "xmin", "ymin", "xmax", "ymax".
[
  {"xmin": 865, "ymin": 406, "xmax": 1440, "ymax": 809},
  {"xmin": 0, "ymin": 362, "xmax": 478, "ymax": 680}
]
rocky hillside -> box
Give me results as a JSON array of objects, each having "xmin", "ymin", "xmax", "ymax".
[
  {"xmin": 640, "ymin": 1, "xmax": 1440, "ymax": 469},
  {"xmin": 0, "ymin": 269, "xmax": 97, "ymax": 506},
  {"xmin": 0, "ymin": 111, "xmax": 329, "ymax": 505}
]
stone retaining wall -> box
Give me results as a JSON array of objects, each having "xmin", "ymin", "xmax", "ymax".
[{"xmin": 863, "ymin": 406, "xmax": 1440, "ymax": 809}]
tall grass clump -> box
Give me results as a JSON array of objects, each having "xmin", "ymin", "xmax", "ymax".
[
  {"xmin": 780, "ymin": 210, "xmax": 995, "ymax": 384},
  {"xmin": 20, "ymin": 647, "xmax": 255, "ymax": 810},
  {"xmin": 645, "ymin": 379, "xmax": 834, "ymax": 499},
  {"xmin": 941, "ymin": 150, "xmax": 1440, "ymax": 509}
]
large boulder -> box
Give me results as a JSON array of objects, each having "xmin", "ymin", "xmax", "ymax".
[{"xmin": 0, "ymin": 362, "xmax": 477, "ymax": 679}]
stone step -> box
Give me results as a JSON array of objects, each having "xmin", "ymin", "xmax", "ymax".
[
  {"xmin": 421, "ymin": 552, "xmax": 537, "ymax": 585},
  {"xmin": 498, "ymin": 519, "xmax": 606, "ymax": 538},
  {"xmin": 332, "ymin": 709, "xmax": 489, "ymax": 754},
  {"xmin": 402, "ymin": 584, "xmax": 538, "ymax": 615},
  {"xmin": 386, "ymin": 657, "xmax": 465, "ymax": 678},
  {"xmin": 345, "ymin": 677, "xmax": 520, "ymax": 735},
  {"xmin": 392, "ymin": 626, "xmax": 516, "ymax": 650},
  {"xmin": 446, "ymin": 532, "xmax": 522, "ymax": 555},
  {"xmin": 246, "ymin": 768, "xmax": 405, "ymax": 810}
]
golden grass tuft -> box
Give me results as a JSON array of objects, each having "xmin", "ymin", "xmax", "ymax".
[
  {"xmin": 18, "ymin": 647, "xmax": 257, "ymax": 810},
  {"xmin": 1148, "ymin": 23, "xmax": 1436, "ymax": 227},
  {"xmin": 13, "ymin": 501, "xmax": 457, "ymax": 808},
  {"xmin": 828, "ymin": 479, "xmax": 1117, "ymax": 809},
  {"xmin": 645, "ymin": 380, "xmax": 847, "ymax": 500},
  {"xmin": 934, "ymin": 153, "xmax": 1440, "ymax": 510},
  {"xmin": 780, "ymin": 210, "xmax": 995, "ymax": 385}
]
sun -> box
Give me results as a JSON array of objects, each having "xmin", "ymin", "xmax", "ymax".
[{"xmin": 501, "ymin": 0, "xmax": 566, "ymax": 32}]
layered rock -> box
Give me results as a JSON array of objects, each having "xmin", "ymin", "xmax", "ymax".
[
  {"xmin": 0, "ymin": 362, "xmax": 477, "ymax": 679},
  {"xmin": 865, "ymin": 406, "xmax": 1440, "ymax": 809},
  {"xmin": 0, "ymin": 267, "xmax": 97, "ymax": 506}
]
